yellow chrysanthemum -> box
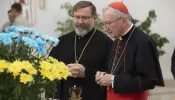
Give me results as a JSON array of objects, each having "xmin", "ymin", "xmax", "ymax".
[
  {"xmin": 51, "ymin": 64, "xmax": 62, "ymax": 80},
  {"xmin": 40, "ymin": 69, "xmax": 54, "ymax": 81},
  {"xmin": 22, "ymin": 61, "xmax": 37, "ymax": 75},
  {"xmin": 0, "ymin": 60, "xmax": 10, "ymax": 72},
  {"xmin": 39, "ymin": 61, "xmax": 52, "ymax": 71},
  {"xmin": 56, "ymin": 62, "xmax": 71, "ymax": 79},
  {"xmin": 39, "ymin": 59, "xmax": 70, "ymax": 81},
  {"xmin": 39, "ymin": 61, "xmax": 54, "ymax": 81},
  {"xmin": 47, "ymin": 56, "xmax": 59, "ymax": 64},
  {"xmin": 20, "ymin": 73, "xmax": 34, "ymax": 84},
  {"xmin": 8, "ymin": 61, "xmax": 23, "ymax": 76}
]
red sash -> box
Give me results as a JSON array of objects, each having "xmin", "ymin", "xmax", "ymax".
[{"xmin": 107, "ymin": 86, "xmax": 148, "ymax": 100}]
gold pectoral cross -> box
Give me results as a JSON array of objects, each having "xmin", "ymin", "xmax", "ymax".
[{"xmin": 69, "ymin": 85, "xmax": 82, "ymax": 100}]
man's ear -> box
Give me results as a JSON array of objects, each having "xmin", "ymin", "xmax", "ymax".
[
  {"xmin": 123, "ymin": 17, "xmax": 128, "ymax": 23},
  {"xmin": 93, "ymin": 15, "xmax": 97, "ymax": 21}
]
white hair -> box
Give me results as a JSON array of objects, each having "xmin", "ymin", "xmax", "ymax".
[{"xmin": 102, "ymin": 6, "xmax": 132, "ymax": 24}]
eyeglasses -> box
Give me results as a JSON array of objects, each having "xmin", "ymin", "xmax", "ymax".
[
  {"xmin": 73, "ymin": 16, "xmax": 92, "ymax": 21},
  {"xmin": 100, "ymin": 17, "xmax": 122, "ymax": 27}
]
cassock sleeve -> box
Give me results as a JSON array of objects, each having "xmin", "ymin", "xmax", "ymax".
[
  {"xmin": 171, "ymin": 48, "xmax": 175, "ymax": 79},
  {"xmin": 85, "ymin": 39, "xmax": 113, "ymax": 82},
  {"xmin": 113, "ymin": 39, "xmax": 162, "ymax": 93},
  {"xmin": 49, "ymin": 45, "xmax": 59, "ymax": 59}
]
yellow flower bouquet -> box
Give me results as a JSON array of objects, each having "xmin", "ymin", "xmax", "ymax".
[{"xmin": 0, "ymin": 26, "xmax": 71, "ymax": 100}]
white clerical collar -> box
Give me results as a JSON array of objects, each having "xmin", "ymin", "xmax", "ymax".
[
  {"xmin": 119, "ymin": 23, "xmax": 133, "ymax": 40},
  {"xmin": 119, "ymin": 37, "xmax": 122, "ymax": 40}
]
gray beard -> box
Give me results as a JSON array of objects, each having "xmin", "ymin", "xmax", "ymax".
[{"xmin": 75, "ymin": 28, "xmax": 88, "ymax": 37}]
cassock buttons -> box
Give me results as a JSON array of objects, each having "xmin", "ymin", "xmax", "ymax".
[
  {"xmin": 78, "ymin": 36, "xmax": 84, "ymax": 39},
  {"xmin": 118, "ymin": 46, "xmax": 122, "ymax": 48}
]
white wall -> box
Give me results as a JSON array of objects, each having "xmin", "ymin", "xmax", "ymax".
[
  {"xmin": 33, "ymin": 0, "xmax": 116, "ymax": 37},
  {"xmin": 0, "ymin": 0, "xmax": 11, "ymax": 25},
  {"xmin": 124, "ymin": 0, "xmax": 175, "ymax": 80},
  {"xmin": 0, "ymin": 0, "xmax": 175, "ymax": 79}
]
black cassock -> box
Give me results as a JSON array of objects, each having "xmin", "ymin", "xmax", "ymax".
[
  {"xmin": 50, "ymin": 28, "xmax": 112, "ymax": 100},
  {"xmin": 107, "ymin": 25, "xmax": 165, "ymax": 100},
  {"xmin": 171, "ymin": 48, "xmax": 175, "ymax": 79}
]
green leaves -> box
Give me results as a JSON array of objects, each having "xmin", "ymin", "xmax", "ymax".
[
  {"xmin": 60, "ymin": 2, "xmax": 73, "ymax": 17},
  {"xmin": 56, "ymin": 3, "xmax": 169, "ymax": 56},
  {"xmin": 55, "ymin": 20, "xmax": 74, "ymax": 36},
  {"xmin": 0, "ymin": 42, "xmax": 57, "ymax": 100},
  {"xmin": 44, "ymin": 80, "xmax": 58, "ymax": 99},
  {"xmin": 132, "ymin": 10, "xmax": 169, "ymax": 56}
]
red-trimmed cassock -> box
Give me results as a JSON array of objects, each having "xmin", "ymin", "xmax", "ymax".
[{"xmin": 107, "ymin": 25, "xmax": 165, "ymax": 100}]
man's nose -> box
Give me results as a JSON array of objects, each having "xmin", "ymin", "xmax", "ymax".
[
  {"xmin": 103, "ymin": 26, "xmax": 109, "ymax": 32},
  {"xmin": 78, "ymin": 18, "xmax": 84, "ymax": 24}
]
